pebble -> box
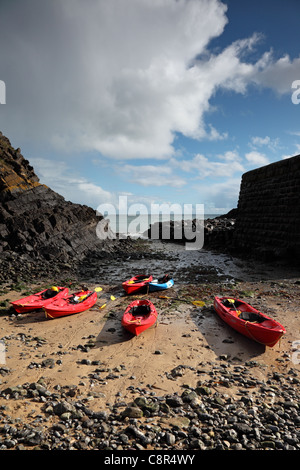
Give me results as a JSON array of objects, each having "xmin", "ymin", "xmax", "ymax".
[{"xmin": 0, "ymin": 363, "xmax": 299, "ymax": 450}]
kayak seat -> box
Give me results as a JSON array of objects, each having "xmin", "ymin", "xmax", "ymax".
[
  {"xmin": 158, "ymin": 274, "xmax": 171, "ymax": 283},
  {"xmin": 130, "ymin": 305, "xmax": 151, "ymax": 317},
  {"xmin": 222, "ymin": 299, "xmax": 242, "ymax": 308},
  {"xmin": 238, "ymin": 311, "xmax": 265, "ymax": 323},
  {"xmin": 41, "ymin": 289, "xmax": 59, "ymax": 300}
]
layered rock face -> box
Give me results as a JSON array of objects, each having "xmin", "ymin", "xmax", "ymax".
[{"xmin": 0, "ymin": 132, "xmax": 121, "ymax": 280}]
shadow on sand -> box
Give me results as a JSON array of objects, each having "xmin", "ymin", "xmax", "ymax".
[
  {"xmin": 191, "ymin": 305, "xmax": 267, "ymax": 362},
  {"xmin": 95, "ymin": 308, "xmax": 133, "ymax": 347}
]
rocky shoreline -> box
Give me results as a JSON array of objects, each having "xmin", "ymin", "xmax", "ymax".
[{"xmin": 0, "ymin": 357, "xmax": 299, "ymax": 451}]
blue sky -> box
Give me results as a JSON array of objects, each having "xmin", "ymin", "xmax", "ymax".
[{"xmin": 0, "ymin": 0, "xmax": 300, "ymax": 215}]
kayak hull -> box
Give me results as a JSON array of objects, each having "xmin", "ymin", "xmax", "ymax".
[
  {"xmin": 214, "ymin": 296, "xmax": 286, "ymax": 347},
  {"xmin": 148, "ymin": 278, "xmax": 174, "ymax": 292},
  {"xmin": 44, "ymin": 290, "xmax": 98, "ymax": 319},
  {"xmin": 11, "ymin": 287, "xmax": 68, "ymax": 313},
  {"xmin": 122, "ymin": 274, "xmax": 153, "ymax": 295},
  {"xmin": 122, "ymin": 299, "xmax": 158, "ymax": 336}
]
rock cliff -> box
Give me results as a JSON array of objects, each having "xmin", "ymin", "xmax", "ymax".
[{"xmin": 0, "ymin": 132, "xmax": 130, "ymax": 282}]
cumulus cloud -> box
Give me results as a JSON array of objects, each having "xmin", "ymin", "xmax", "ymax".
[
  {"xmin": 0, "ymin": 0, "xmax": 297, "ymax": 163},
  {"xmin": 251, "ymin": 52, "xmax": 300, "ymax": 94},
  {"xmin": 0, "ymin": 0, "xmax": 228, "ymax": 159},
  {"xmin": 245, "ymin": 151, "xmax": 269, "ymax": 166},
  {"xmin": 121, "ymin": 164, "xmax": 186, "ymax": 188},
  {"xmin": 250, "ymin": 135, "xmax": 280, "ymax": 153},
  {"xmin": 170, "ymin": 150, "xmax": 245, "ymax": 178},
  {"xmin": 30, "ymin": 157, "xmax": 115, "ymax": 208},
  {"xmin": 1, "ymin": 0, "xmax": 300, "ymax": 215},
  {"xmin": 194, "ymin": 177, "xmax": 241, "ymax": 212},
  {"xmin": 251, "ymin": 136, "xmax": 271, "ymax": 146}
]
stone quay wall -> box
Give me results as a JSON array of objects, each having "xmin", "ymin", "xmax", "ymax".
[{"xmin": 234, "ymin": 154, "xmax": 300, "ymax": 260}]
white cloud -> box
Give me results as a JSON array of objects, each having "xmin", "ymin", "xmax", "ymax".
[
  {"xmin": 1, "ymin": 0, "xmax": 300, "ymax": 216},
  {"xmin": 30, "ymin": 157, "xmax": 115, "ymax": 208},
  {"xmin": 245, "ymin": 151, "xmax": 269, "ymax": 166},
  {"xmin": 251, "ymin": 52, "xmax": 300, "ymax": 94},
  {"xmin": 217, "ymin": 150, "xmax": 241, "ymax": 162},
  {"xmin": 121, "ymin": 164, "xmax": 186, "ymax": 188},
  {"xmin": 170, "ymin": 151, "xmax": 244, "ymax": 178},
  {"xmin": 0, "ymin": 0, "xmax": 229, "ymax": 159},
  {"xmin": 250, "ymin": 135, "xmax": 280, "ymax": 152},
  {"xmin": 1, "ymin": 0, "xmax": 297, "ymax": 163},
  {"xmin": 194, "ymin": 177, "xmax": 241, "ymax": 212},
  {"xmin": 251, "ymin": 136, "xmax": 271, "ymax": 146}
]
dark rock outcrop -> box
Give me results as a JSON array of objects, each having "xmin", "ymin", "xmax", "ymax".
[
  {"xmin": 145, "ymin": 212, "xmax": 236, "ymax": 250},
  {"xmin": 0, "ymin": 132, "xmax": 131, "ymax": 281}
]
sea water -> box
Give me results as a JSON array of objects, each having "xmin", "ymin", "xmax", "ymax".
[{"xmin": 105, "ymin": 213, "xmax": 221, "ymax": 238}]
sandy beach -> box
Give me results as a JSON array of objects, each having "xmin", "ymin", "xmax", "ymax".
[{"xmin": 0, "ymin": 240, "xmax": 300, "ymax": 451}]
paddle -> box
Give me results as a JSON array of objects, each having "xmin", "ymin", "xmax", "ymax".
[
  {"xmin": 227, "ymin": 298, "xmax": 241, "ymax": 315},
  {"xmin": 127, "ymin": 278, "xmax": 151, "ymax": 284},
  {"xmin": 67, "ymin": 286, "xmax": 104, "ymax": 304},
  {"xmin": 99, "ymin": 295, "xmax": 116, "ymax": 309},
  {"xmin": 77, "ymin": 286, "xmax": 103, "ymax": 302},
  {"xmin": 159, "ymin": 295, "xmax": 205, "ymax": 307}
]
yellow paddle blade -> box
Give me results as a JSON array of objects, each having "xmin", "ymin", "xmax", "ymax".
[
  {"xmin": 95, "ymin": 287, "xmax": 103, "ymax": 292},
  {"xmin": 227, "ymin": 298, "xmax": 235, "ymax": 303},
  {"xmin": 159, "ymin": 295, "xmax": 204, "ymax": 307},
  {"xmin": 99, "ymin": 303, "xmax": 107, "ymax": 309},
  {"xmin": 128, "ymin": 278, "xmax": 149, "ymax": 284},
  {"xmin": 191, "ymin": 300, "xmax": 205, "ymax": 307},
  {"xmin": 110, "ymin": 295, "xmax": 116, "ymax": 301}
]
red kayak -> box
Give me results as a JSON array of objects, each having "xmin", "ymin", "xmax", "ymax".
[
  {"xmin": 44, "ymin": 290, "xmax": 97, "ymax": 319},
  {"xmin": 11, "ymin": 286, "xmax": 68, "ymax": 313},
  {"xmin": 122, "ymin": 299, "xmax": 158, "ymax": 336},
  {"xmin": 214, "ymin": 296, "xmax": 286, "ymax": 347},
  {"xmin": 122, "ymin": 274, "xmax": 153, "ymax": 295}
]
